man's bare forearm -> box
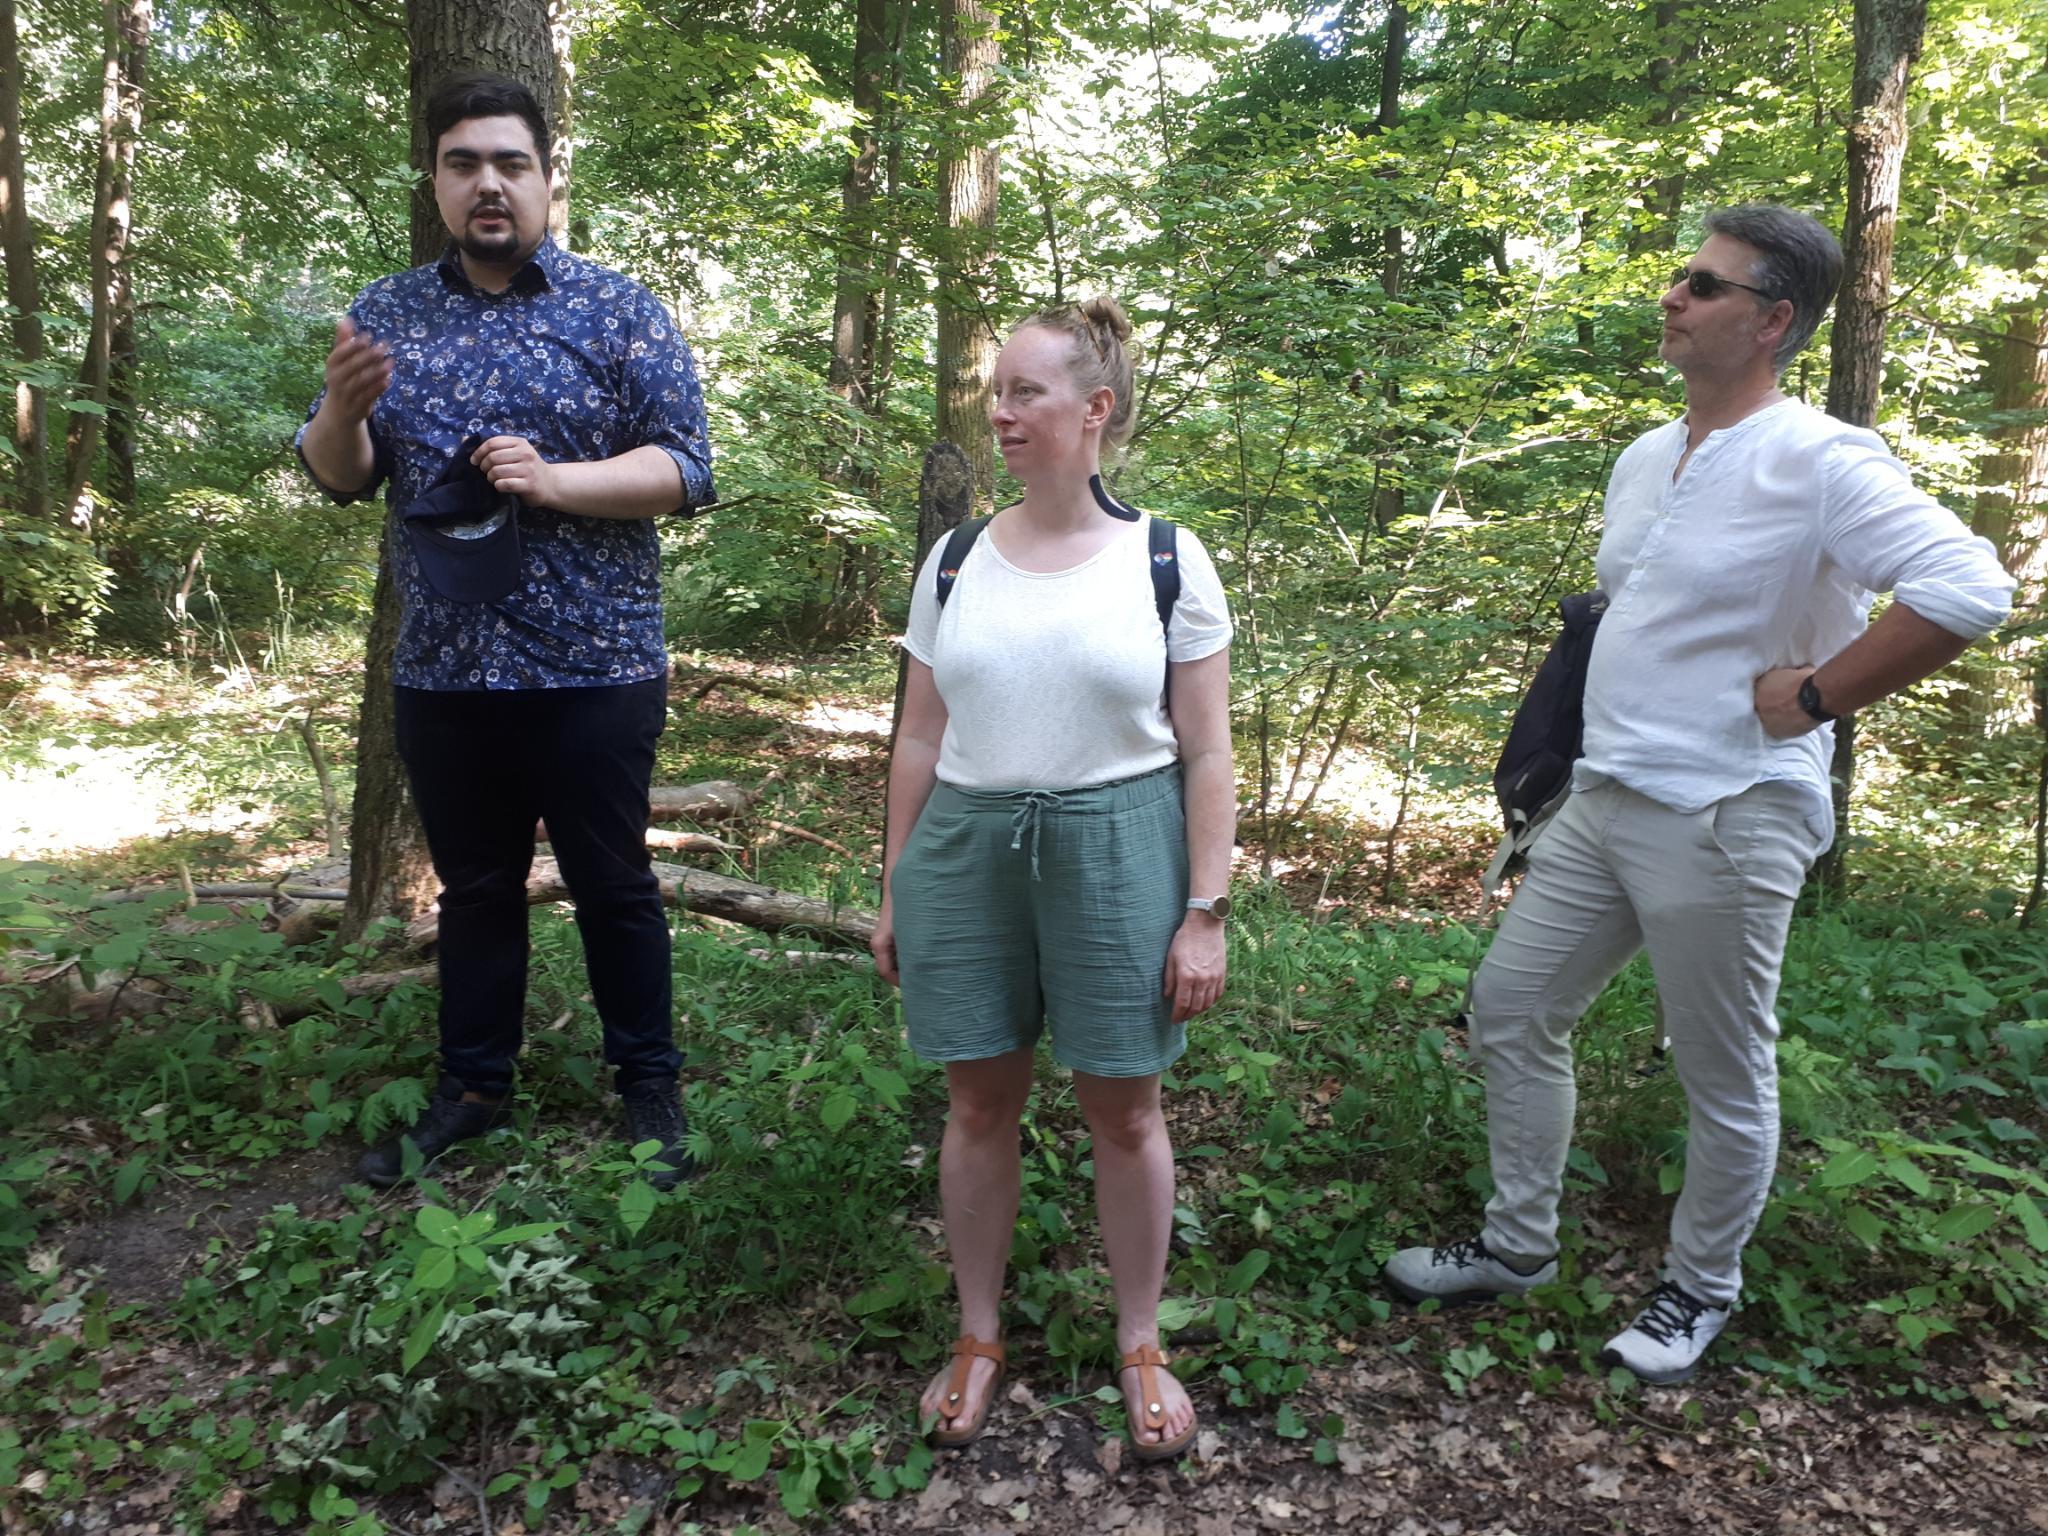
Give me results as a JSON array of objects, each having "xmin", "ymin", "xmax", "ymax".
[
  {"xmin": 545, "ymin": 445, "xmax": 688, "ymax": 520},
  {"xmin": 1811, "ymin": 603, "xmax": 1977, "ymax": 715},
  {"xmin": 300, "ymin": 407, "xmax": 378, "ymax": 496}
]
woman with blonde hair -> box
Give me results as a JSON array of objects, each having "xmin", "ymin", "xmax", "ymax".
[{"xmin": 873, "ymin": 296, "xmax": 1236, "ymax": 1459}]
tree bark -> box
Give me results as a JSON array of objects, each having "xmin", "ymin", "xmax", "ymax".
[
  {"xmin": 103, "ymin": 0, "xmax": 148, "ymax": 524},
  {"xmin": 933, "ymin": 0, "xmax": 1000, "ymax": 517},
  {"xmin": 0, "ymin": 0, "xmax": 46, "ymax": 519},
  {"xmin": 1372, "ymin": 1, "xmax": 1408, "ymax": 534},
  {"xmin": 547, "ymin": 0, "xmax": 573, "ymax": 248},
  {"xmin": 58, "ymin": 0, "xmax": 144, "ymax": 527},
  {"xmin": 829, "ymin": 0, "xmax": 886, "ymax": 407},
  {"xmin": 342, "ymin": 0, "xmax": 561, "ymax": 946},
  {"xmin": 1813, "ymin": 0, "xmax": 1929, "ymax": 896},
  {"xmin": 891, "ymin": 441, "xmax": 973, "ymax": 739}
]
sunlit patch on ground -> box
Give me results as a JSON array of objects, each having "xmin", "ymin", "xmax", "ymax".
[
  {"xmin": 1, "ymin": 650, "xmax": 358, "ymax": 871},
  {"xmin": 795, "ymin": 699, "xmax": 893, "ymax": 739}
]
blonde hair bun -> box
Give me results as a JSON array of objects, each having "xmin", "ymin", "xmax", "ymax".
[{"xmin": 1019, "ymin": 295, "xmax": 1141, "ymax": 450}]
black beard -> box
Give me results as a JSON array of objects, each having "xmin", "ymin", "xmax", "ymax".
[{"xmin": 456, "ymin": 218, "xmax": 525, "ymax": 264}]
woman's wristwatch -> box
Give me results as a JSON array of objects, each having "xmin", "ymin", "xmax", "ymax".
[{"xmin": 1186, "ymin": 895, "xmax": 1232, "ymax": 921}]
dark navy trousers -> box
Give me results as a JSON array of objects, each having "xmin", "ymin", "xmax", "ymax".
[{"xmin": 393, "ymin": 677, "xmax": 679, "ymax": 1097}]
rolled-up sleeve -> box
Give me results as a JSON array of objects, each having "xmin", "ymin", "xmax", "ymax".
[
  {"xmin": 623, "ymin": 290, "xmax": 716, "ymax": 515},
  {"xmin": 1821, "ymin": 437, "xmax": 2014, "ymax": 639}
]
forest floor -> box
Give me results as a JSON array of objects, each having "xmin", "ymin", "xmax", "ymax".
[{"xmin": 2, "ymin": 646, "xmax": 2044, "ymax": 1536}]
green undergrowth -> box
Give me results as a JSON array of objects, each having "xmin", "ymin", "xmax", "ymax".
[{"xmin": 0, "ymin": 850, "xmax": 2044, "ymax": 1531}]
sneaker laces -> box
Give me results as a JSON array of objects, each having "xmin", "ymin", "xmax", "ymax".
[
  {"xmin": 1433, "ymin": 1237, "xmax": 1495, "ymax": 1271},
  {"xmin": 1630, "ymin": 1281, "xmax": 1712, "ymax": 1345}
]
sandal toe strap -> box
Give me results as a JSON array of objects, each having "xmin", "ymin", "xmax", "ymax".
[{"xmin": 1119, "ymin": 1344, "xmax": 1171, "ymax": 1432}]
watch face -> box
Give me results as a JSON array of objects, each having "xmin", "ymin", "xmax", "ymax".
[{"xmin": 1209, "ymin": 894, "xmax": 1232, "ymax": 920}]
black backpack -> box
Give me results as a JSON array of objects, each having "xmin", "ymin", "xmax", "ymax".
[
  {"xmin": 1480, "ymin": 590, "xmax": 1607, "ymax": 898},
  {"xmin": 934, "ymin": 481, "xmax": 1181, "ymax": 680}
]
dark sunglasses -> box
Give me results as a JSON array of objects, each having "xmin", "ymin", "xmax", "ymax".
[{"xmin": 1671, "ymin": 266, "xmax": 1777, "ymax": 302}]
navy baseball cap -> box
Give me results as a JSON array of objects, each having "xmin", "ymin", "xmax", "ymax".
[{"xmin": 402, "ymin": 434, "xmax": 521, "ymax": 604}]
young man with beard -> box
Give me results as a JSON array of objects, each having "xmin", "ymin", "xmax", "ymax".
[
  {"xmin": 1385, "ymin": 205, "xmax": 2014, "ymax": 1382},
  {"xmin": 298, "ymin": 74, "xmax": 715, "ymax": 1190}
]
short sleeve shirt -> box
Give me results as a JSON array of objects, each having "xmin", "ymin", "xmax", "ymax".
[
  {"xmin": 903, "ymin": 514, "xmax": 1233, "ymax": 791},
  {"xmin": 297, "ymin": 238, "xmax": 714, "ymax": 690}
]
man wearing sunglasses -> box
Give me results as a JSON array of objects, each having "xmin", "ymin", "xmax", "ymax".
[{"xmin": 1386, "ymin": 205, "xmax": 2014, "ymax": 1383}]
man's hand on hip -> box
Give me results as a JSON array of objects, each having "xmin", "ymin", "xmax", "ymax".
[
  {"xmin": 473, "ymin": 435, "xmax": 560, "ymax": 508},
  {"xmin": 320, "ymin": 317, "xmax": 392, "ymax": 423},
  {"xmin": 1754, "ymin": 666, "xmax": 1821, "ymax": 740}
]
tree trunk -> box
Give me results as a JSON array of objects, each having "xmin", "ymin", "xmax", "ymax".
[
  {"xmin": 1813, "ymin": 0, "xmax": 1929, "ymax": 896},
  {"xmin": 0, "ymin": 0, "xmax": 46, "ymax": 519},
  {"xmin": 890, "ymin": 441, "xmax": 973, "ymax": 740},
  {"xmin": 547, "ymin": 0, "xmax": 574, "ymax": 248},
  {"xmin": 1372, "ymin": 1, "xmax": 1407, "ymax": 534},
  {"xmin": 59, "ymin": 0, "xmax": 146, "ymax": 528},
  {"xmin": 102, "ymin": 0, "xmax": 147, "ymax": 525},
  {"xmin": 933, "ymin": 0, "xmax": 1000, "ymax": 516},
  {"xmin": 829, "ymin": 0, "xmax": 885, "ymax": 407},
  {"xmin": 342, "ymin": 0, "xmax": 559, "ymax": 946}
]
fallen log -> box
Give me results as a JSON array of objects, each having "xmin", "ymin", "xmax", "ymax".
[
  {"xmin": 647, "ymin": 780, "xmax": 755, "ymax": 823},
  {"xmin": 643, "ymin": 829, "xmax": 741, "ymax": 855},
  {"xmin": 402, "ymin": 857, "xmax": 876, "ymax": 951},
  {"xmin": 99, "ymin": 881, "xmax": 350, "ymax": 905}
]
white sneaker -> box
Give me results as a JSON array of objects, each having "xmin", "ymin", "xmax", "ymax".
[
  {"xmin": 1384, "ymin": 1235, "xmax": 1558, "ymax": 1305},
  {"xmin": 1599, "ymin": 1281, "xmax": 1729, "ymax": 1384}
]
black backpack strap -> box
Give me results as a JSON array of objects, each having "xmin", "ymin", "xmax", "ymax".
[
  {"xmin": 1147, "ymin": 516, "xmax": 1179, "ymax": 639},
  {"xmin": 934, "ymin": 517, "xmax": 989, "ymax": 609}
]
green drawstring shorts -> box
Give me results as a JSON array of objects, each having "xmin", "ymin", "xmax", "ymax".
[{"xmin": 892, "ymin": 763, "xmax": 1189, "ymax": 1079}]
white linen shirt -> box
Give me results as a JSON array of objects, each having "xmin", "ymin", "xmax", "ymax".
[{"xmin": 1575, "ymin": 398, "xmax": 2013, "ymax": 826}]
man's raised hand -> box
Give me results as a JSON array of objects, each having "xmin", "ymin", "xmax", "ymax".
[{"xmin": 322, "ymin": 317, "xmax": 393, "ymax": 423}]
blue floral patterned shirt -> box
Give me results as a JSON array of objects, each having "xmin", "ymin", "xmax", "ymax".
[{"xmin": 297, "ymin": 238, "xmax": 714, "ymax": 691}]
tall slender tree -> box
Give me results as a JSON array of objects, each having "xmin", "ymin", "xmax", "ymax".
[
  {"xmin": 933, "ymin": 0, "xmax": 999, "ymax": 514},
  {"xmin": 1, "ymin": 0, "xmax": 48, "ymax": 519},
  {"xmin": 1814, "ymin": 0, "xmax": 1930, "ymax": 893}
]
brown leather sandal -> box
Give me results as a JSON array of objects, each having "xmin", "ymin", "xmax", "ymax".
[
  {"xmin": 928, "ymin": 1335, "xmax": 1006, "ymax": 1448},
  {"xmin": 1118, "ymin": 1343, "xmax": 1197, "ymax": 1462}
]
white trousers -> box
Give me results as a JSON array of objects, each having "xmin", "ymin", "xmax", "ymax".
[{"xmin": 1470, "ymin": 778, "xmax": 1823, "ymax": 1306}]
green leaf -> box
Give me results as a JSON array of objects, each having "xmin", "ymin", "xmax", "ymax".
[
  {"xmin": 846, "ymin": 1273, "xmax": 909, "ymax": 1318},
  {"xmin": 2013, "ymin": 1193, "xmax": 2048, "ymax": 1253},
  {"xmin": 417, "ymin": 1206, "xmax": 460, "ymax": 1248},
  {"xmin": 1896, "ymin": 1313, "xmax": 1929, "ymax": 1349},
  {"xmin": 1843, "ymin": 1204, "xmax": 1885, "ymax": 1247},
  {"xmin": 414, "ymin": 1247, "xmax": 457, "ymax": 1290},
  {"xmin": 728, "ymin": 1439, "xmax": 773, "ymax": 1482},
  {"xmin": 1930, "ymin": 1203, "xmax": 1999, "ymax": 1244},
  {"xmin": 111, "ymin": 1158, "xmax": 147, "ymax": 1205},
  {"xmin": 1224, "ymin": 1248, "xmax": 1271, "ymax": 1295},
  {"xmin": 821, "ymin": 1091, "xmax": 857, "ymax": 1132},
  {"xmin": 1816, "ymin": 1148, "xmax": 1879, "ymax": 1189},
  {"xmin": 402, "ymin": 1303, "xmax": 445, "ymax": 1372},
  {"xmin": 1275, "ymin": 1402, "xmax": 1307, "ymax": 1439},
  {"xmin": 455, "ymin": 1209, "xmax": 496, "ymax": 1243},
  {"xmin": 620, "ymin": 1178, "xmax": 657, "ymax": 1237},
  {"xmin": 1883, "ymin": 1156, "xmax": 1932, "ymax": 1198}
]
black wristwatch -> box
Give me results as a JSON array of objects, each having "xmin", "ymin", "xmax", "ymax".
[{"xmin": 1797, "ymin": 674, "xmax": 1836, "ymax": 723}]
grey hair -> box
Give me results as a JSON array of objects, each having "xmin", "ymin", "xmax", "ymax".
[{"xmin": 1701, "ymin": 205, "xmax": 1845, "ymax": 372}]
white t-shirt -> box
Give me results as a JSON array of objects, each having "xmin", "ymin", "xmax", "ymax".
[{"xmin": 902, "ymin": 513, "xmax": 1233, "ymax": 790}]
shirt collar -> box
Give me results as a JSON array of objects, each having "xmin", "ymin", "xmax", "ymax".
[{"xmin": 435, "ymin": 234, "xmax": 562, "ymax": 296}]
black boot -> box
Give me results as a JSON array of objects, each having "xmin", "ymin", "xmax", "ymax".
[
  {"xmin": 620, "ymin": 1082, "xmax": 698, "ymax": 1192},
  {"xmin": 358, "ymin": 1078, "xmax": 516, "ymax": 1188}
]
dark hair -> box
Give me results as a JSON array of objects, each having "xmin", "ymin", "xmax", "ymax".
[
  {"xmin": 425, "ymin": 72, "xmax": 550, "ymax": 170},
  {"xmin": 1701, "ymin": 205, "xmax": 1844, "ymax": 372}
]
